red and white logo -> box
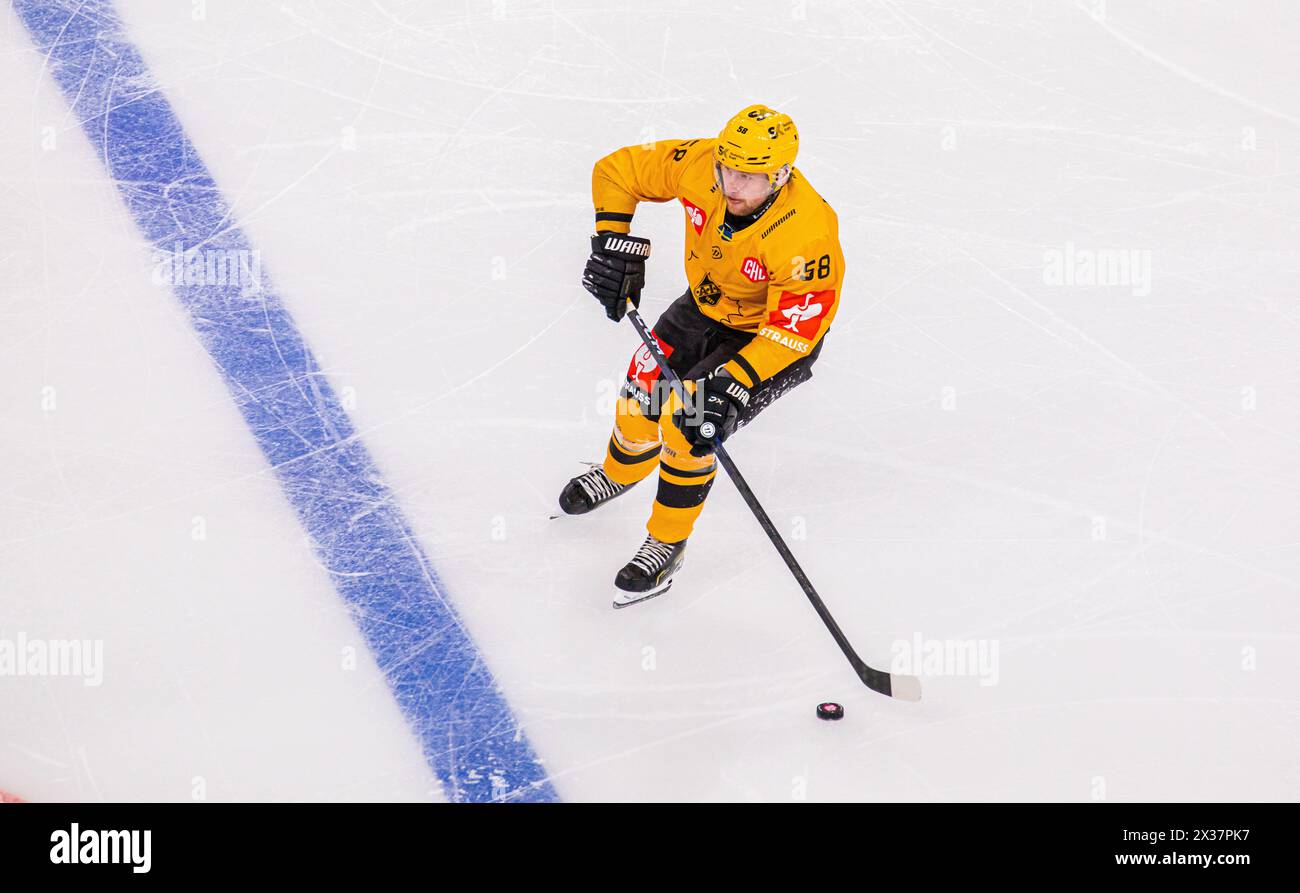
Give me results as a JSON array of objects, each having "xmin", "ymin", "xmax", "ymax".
[
  {"xmin": 768, "ymin": 289, "xmax": 835, "ymax": 339},
  {"xmin": 626, "ymin": 333, "xmax": 674, "ymax": 392},
  {"xmin": 741, "ymin": 257, "xmax": 768, "ymax": 282},
  {"xmin": 680, "ymin": 197, "xmax": 708, "ymax": 235}
]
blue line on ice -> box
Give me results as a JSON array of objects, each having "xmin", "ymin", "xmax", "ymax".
[{"xmin": 14, "ymin": 0, "xmax": 557, "ymax": 803}]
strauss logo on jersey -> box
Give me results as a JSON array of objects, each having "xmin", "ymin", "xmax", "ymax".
[
  {"xmin": 760, "ymin": 289, "xmax": 835, "ymax": 350},
  {"xmin": 680, "ymin": 197, "xmax": 707, "ymax": 235},
  {"xmin": 626, "ymin": 334, "xmax": 674, "ymax": 392},
  {"xmin": 786, "ymin": 295, "xmax": 821, "ymax": 329},
  {"xmin": 741, "ymin": 257, "xmax": 768, "ymax": 282}
]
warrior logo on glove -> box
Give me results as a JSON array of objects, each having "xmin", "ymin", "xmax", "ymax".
[
  {"xmin": 582, "ymin": 233, "xmax": 652, "ymax": 322},
  {"xmin": 599, "ymin": 235, "xmax": 651, "ymax": 258}
]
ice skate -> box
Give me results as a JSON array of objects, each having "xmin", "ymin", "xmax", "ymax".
[
  {"xmin": 558, "ymin": 464, "xmax": 637, "ymax": 516},
  {"xmin": 613, "ymin": 534, "xmax": 686, "ymax": 608}
]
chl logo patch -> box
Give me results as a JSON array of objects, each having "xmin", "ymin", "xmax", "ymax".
[
  {"xmin": 741, "ymin": 257, "xmax": 768, "ymax": 282},
  {"xmin": 769, "ymin": 289, "xmax": 835, "ymax": 339},
  {"xmin": 680, "ymin": 198, "xmax": 707, "ymax": 235},
  {"xmin": 626, "ymin": 334, "xmax": 674, "ymax": 392},
  {"xmin": 693, "ymin": 274, "xmax": 723, "ymax": 306}
]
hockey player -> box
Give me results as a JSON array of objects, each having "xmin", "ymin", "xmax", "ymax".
[{"xmin": 561, "ymin": 104, "xmax": 844, "ymax": 607}]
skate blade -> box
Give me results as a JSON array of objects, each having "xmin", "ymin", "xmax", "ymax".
[{"xmin": 612, "ymin": 580, "xmax": 672, "ymax": 610}]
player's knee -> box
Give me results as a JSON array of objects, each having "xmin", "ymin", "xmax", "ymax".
[
  {"xmin": 657, "ymin": 384, "xmax": 702, "ymax": 452},
  {"xmin": 614, "ymin": 395, "xmax": 660, "ymax": 441},
  {"xmin": 660, "ymin": 421, "xmax": 713, "ymax": 472}
]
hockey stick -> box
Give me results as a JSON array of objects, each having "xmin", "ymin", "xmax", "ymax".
[{"xmin": 625, "ymin": 304, "xmax": 921, "ymax": 701}]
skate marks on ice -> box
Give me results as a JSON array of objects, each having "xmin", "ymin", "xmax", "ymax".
[{"xmin": 12, "ymin": 0, "xmax": 555, "ymax": 802}]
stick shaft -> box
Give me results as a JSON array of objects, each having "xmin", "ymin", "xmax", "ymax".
[{"xmin": 624, "ymin": 306, "xmax": 891, "ymax": 693}]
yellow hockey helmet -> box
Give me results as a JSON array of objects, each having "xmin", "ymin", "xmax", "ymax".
[{"xmin": 715, "ymin": 104, "xmax": 799, "ymax": 185}]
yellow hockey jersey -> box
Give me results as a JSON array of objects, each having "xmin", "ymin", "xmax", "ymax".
[{"xmin": 592, "ymin": 137, "xmax": 844, "ymax": 387}]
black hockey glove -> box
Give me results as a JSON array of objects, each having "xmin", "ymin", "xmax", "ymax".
[
  {"xmin": 582, "ymin": 233, "xmax": 651, "ymax": 322},
  {"xmin": 675, "ymin": 370, "xmax": 751, "ymax": 456}
]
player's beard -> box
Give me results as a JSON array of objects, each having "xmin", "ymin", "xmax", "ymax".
[{"xmin": 725, "ymin": 192, "xmax": 768, "ymax": 215}]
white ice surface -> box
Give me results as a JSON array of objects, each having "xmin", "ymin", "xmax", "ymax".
[{"xmin": 1, "ymin": 0, "xmax": 1298, "ymax": 801}]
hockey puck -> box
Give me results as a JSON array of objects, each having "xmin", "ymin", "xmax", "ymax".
[{"xmin": 816, "ymin": 702, "xmax": 844, "ymax": 721}]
